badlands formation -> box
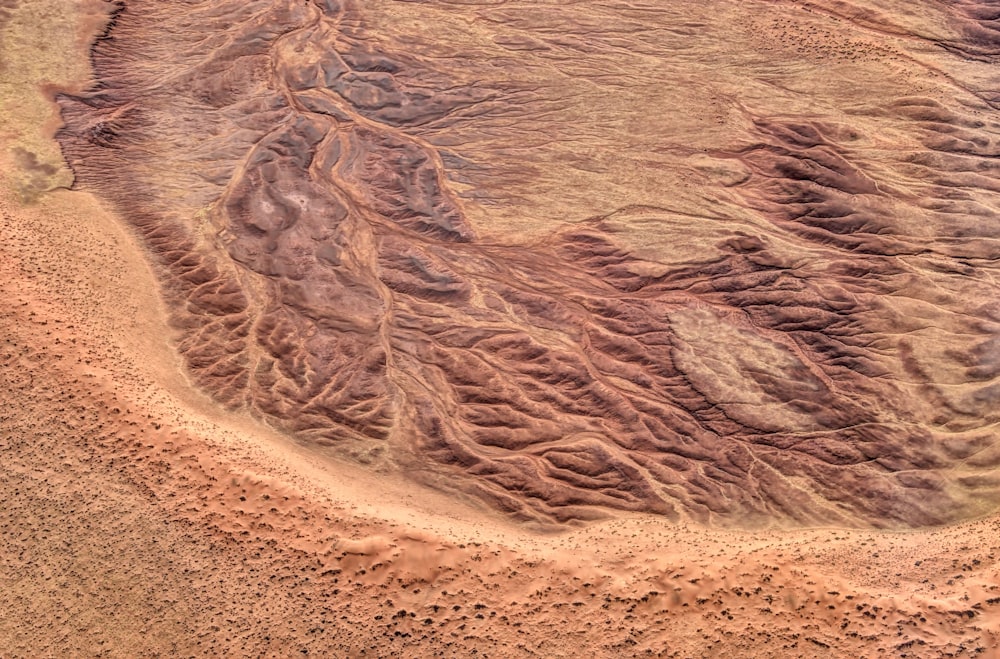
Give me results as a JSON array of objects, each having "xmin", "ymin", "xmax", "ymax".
[{"xmin": 2, "ymin": 0, "xmax": 1000, "ymax": 656}]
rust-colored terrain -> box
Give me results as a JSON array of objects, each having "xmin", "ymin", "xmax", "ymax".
[
  {"xmin": 56, "ymin": 0, "xmax": 1000, "ymax": 527},
  {"xmin": 3, "ymin": 0, "xmax": 1000, "ymax": 656}
]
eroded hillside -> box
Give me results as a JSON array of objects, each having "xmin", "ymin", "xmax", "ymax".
[{"xmin": 55, "ymin": 0, "xmax": 1000, "ymax": 527}]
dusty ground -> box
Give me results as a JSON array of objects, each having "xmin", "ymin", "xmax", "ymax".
[{"xmin": 2, "ymin": 0, "xmax": 1000, "ymax": 656}]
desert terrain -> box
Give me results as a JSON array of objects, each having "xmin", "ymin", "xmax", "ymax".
[{"xmin": 1, "ymin": 0, "xmax": 999, "ymax": 656}]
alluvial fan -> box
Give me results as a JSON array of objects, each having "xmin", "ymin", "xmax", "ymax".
[{"xmin": 58, "ymin": 0, "xmax": 1000, "ymax": 526}]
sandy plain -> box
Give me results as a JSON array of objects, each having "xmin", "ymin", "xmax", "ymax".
[{"xmin": 2, "ymin": 0, "xmax": 1000, "ymax": 656}]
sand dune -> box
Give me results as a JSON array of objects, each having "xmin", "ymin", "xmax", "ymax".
[{"xmin": 2, "ymin": 0, "xmax": 999, "ymax": 655}]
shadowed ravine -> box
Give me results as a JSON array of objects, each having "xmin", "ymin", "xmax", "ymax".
[{"xmin": 57, "ymin": 0, "xmax": 1000, "ymax": 527}]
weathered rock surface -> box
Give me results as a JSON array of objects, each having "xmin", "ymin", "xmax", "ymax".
[{"xmin": 57, "ymin": 0, "xmax": 1000, "ymax": 526}]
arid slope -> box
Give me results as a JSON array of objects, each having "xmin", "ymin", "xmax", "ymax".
[{"xmin": 54, "ymin": 0, "xmax": 1000, "ymax": 527}]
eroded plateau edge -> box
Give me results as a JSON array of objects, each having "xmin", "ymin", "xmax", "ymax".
[{"xmin": 56, "ymin": 0, "xmax": 1000, "ymax": 527}]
